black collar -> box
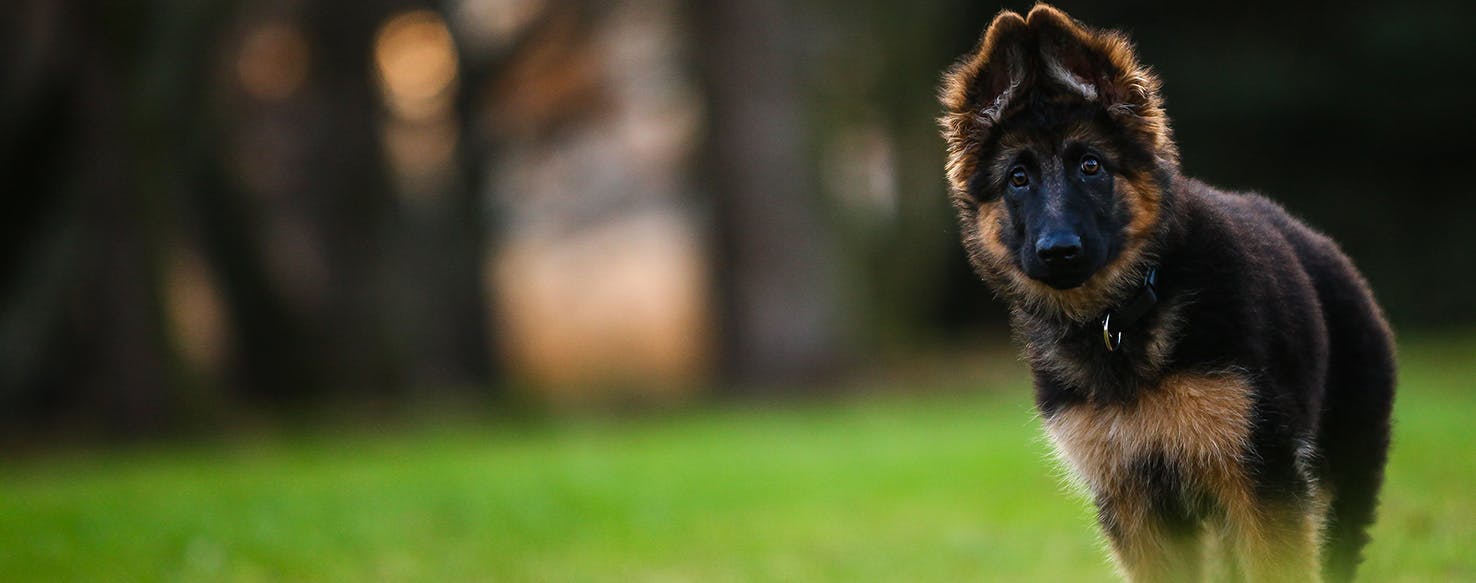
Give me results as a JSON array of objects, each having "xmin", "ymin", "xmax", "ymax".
[{"xmin": 1101, "ymin": 267, "xmax": 1159, "ymax": 352}]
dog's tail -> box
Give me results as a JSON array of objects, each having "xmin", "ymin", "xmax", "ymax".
[{"xmin": 1310, "ymin": 242, "xmax": 1396, "ymax": 582}]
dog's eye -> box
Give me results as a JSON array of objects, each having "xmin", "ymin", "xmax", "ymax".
[
  {"xmin": 1009, "ymin": 167, "xmax": 1029, "ymax": 188},
  {"xmin": 1080, "ymin": 155, "xmax": 1101, "ymax": 176}
]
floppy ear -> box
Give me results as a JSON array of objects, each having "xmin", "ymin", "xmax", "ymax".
[
  {"xmin": 938, "ymin": 10, "xmax": 1030, "ymax": 200},
  {"xmin": 1025, "ymin": 4, "xmax": 1177, "ymax": 165}
]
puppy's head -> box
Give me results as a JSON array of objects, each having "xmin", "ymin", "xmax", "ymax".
[{"xmin": 939, "ymin": 4, "xmax": 1175, "ymax": 321}]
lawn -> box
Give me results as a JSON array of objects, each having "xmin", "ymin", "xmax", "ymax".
[{"xmin": 2, "ymin": 338, "xmax": 1473, "ymax": 582}]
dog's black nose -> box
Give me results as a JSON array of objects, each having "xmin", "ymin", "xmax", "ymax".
[{"xmin": 1036, "ymin": 232, "xmax": 1083, "ymax": 266}]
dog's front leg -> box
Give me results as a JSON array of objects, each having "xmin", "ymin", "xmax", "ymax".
[
  {"xmin": 1223, "ymin": 499, "xmax": 1324, "ymax": 583},
  {"xmin": 1097, "ymin": 492, "xmax": 1204, "ymax": 583}
]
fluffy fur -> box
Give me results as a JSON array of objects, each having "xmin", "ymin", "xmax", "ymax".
[{"xmin": 938, "ymin": 5, "xmax": 1395, "ymax": 582}]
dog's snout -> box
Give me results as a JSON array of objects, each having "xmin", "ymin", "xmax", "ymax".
[{"xmin": 1035, "ymin": 232, "xmax": 1083, "ymax": 266}]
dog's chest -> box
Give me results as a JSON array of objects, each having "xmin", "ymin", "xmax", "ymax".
[{"xmin": 1042, "ymin": 372, "xmax": 1254, "ymax": 496}]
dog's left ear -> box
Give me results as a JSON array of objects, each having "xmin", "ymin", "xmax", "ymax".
[{"xmin": 1026, "ymin": 4, "xmax": 1177, "ymax": 166}]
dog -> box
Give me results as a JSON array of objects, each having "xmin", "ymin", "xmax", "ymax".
[{"xmin": 937, "ymin": 5, "xmax": 1395, "ymax": 581}]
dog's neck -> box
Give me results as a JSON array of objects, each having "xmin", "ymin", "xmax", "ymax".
[
  {"xmin": 1099, "ymin": 267, "xmax": 1160, "ymax": 352},
  {"xmin": 1012, "ymin": 280, "xmax": 1182, "ymax": 404}
]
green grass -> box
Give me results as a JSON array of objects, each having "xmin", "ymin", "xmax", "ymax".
[{"xmin": 3, "ymin": 338, "xmax": 1474, "ymax": 582}]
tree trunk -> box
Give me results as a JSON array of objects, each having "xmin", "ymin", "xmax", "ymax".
[{"xmin": 696, "ymin": 0, "xmax": 849, "ymax": 387}]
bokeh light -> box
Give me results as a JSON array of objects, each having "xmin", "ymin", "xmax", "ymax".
[{"xmin": 374, "ymin": 10, "xmax": 459, "ymax": 121}]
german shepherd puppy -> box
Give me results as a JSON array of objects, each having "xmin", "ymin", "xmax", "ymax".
[{"xmin": 938, "ymin": 5, "xmax": 1395, "ymax": 581}]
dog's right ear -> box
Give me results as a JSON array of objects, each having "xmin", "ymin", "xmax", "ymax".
[
  {"xmin": 940, "ymin": 11, "xmax": 1031, "ymax": 127},
  {"xmin": 939, "ymin": 10, "xmax": 1029, "ymax": 201}
]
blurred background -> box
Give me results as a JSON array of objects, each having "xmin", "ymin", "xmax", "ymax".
[{"xmin": 2, "ymin": 0, "xmax": 1474, "ymax": 579}]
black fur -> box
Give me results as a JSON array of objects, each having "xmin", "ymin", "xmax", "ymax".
[
  {"xmin": 1030, "ymin": 178, "xmax": 1397, "ymax": 560},
  {"xmin": 939, "ymin": 5, "xmax": 1396, "ymax": 580},
  {"xmin": 1022, "ymin": 161, "xmax": 1393, "ymax": 583}
]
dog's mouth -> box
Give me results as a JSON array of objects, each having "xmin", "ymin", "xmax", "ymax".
[{"xmin": 1034, "ymin": 270, "xmax": 1094, "ymax": 290}]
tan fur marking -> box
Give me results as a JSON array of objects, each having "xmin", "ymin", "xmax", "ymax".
[
  {"xmin": 1045, "ymin": 372, "xmax": 1253, "ymax": 501},
  {"xmin": 1101, "ymin": 495, "xmax": 1205, "ymax": 583},
  {"xmin": 1044, "ymin": 372, "xmax": 1324, "ymax": 581},
  {"xmin": 1223, "ymin": 502, "xmax": 1324, "ymax": 583},
  {"xmin": 1120, "ymin": 173, "xmax": 1162, "ymax": 241},
  {"xmin": 975, "ymin": 203, "xmax": 1009, "ymax": 261},
  {"xmin": 1220, "ymin": 474, "xmax": 1327, "ymax": 583}
]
